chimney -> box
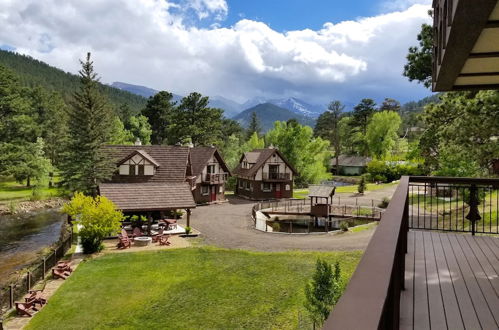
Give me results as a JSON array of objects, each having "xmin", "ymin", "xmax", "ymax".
[{"xmin": 134, "ymin": 138, "xmax": 142, "ymax": 146}]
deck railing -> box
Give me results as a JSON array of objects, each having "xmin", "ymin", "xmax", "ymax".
[
  {"xmin": 323, "ymin": 176, "xmax": 499, "ymax": 329},
  {"xmin": 203, "ymin": 173, "xmax": 228, "ymax": 184},
  {"xmin": 262, "ymin": 172, "xmax": 291, "ymax": 180}
]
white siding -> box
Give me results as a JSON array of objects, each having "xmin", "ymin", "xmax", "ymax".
[{"xmin": 119, "ymin": 165, "xmax": 129, "ymax": 175}]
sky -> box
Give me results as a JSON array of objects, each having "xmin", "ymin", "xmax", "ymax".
[{"xmin": 0, "ymin": 0, "xmax": 433, "ymax": 107}]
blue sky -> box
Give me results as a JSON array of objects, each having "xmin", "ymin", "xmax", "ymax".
[
  {"xmin": 0, "ymin": 0, "xmax": 433, "ymax": 106},
  {"xmin": 223, "ymin": 0, "xmax": 380, "ymax": 31}
]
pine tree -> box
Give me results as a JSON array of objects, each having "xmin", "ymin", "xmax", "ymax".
[
  {"xmin": 141, "ymin": 91, "xmax": 176, "ymax": 144},
  {"xmin": 246, "ymin": 111, "xmax": 261, "ymax": 139},
  {"xmin": 60, "ymin": 53, "xmax": 115, "ymax": 195},
  {"xmin": 305, "ymin": 259, "xmax": 342, "ymax": 328}
]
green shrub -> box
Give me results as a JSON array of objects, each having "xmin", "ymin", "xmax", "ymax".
[
  {"xmin": 62, "ymin": 193, "xmax": 123, "ymax": 254},
  {"xmin": 378, "ymin": 197, "xmax": 390, "ymax": 209},
  {"xmin": 185, "ymin": 226, "xmax": 192, "ymax": 235},
  {"xmin": 357, "ymin": 176, "xmax": 366, "ymax": 194},
  {"xmin": 339, "ymin": 221, "xmax": 349, "ymax": 232},
  {"xmin": 305, "ymin": 259, "xmax": 342, "ymax": 327},
  {"xmin": 367, "ymin": 160, "xmax": 424, "ymax": 183}
]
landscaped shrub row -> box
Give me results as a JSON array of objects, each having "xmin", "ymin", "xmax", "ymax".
[{"xmin": 366, "ymin": 160, "xmax": 425, "ymax": 183}]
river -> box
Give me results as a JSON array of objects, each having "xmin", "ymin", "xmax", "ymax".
[{"xmin": 0, "ymin": 209, "xmax": 65, "ymax": 284}]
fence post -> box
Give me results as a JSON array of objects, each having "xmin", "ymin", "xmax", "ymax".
[
  {"xmin": 9, "ymin": 285, "xmax": 13, "ymax": 309},
  {"xmin": 43, "ymin": 258, "xmax": 46, "ymax": 279},
  {"xmin": 27, "ymin": 271, "xmax": 31, "ymax": 291}
]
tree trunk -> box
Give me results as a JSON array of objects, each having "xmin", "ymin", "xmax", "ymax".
[{"xmin": 26, "ymin": 177, "xmax": 31, "ymax": 187}]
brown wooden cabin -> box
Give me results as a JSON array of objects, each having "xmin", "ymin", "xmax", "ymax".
[
  {"xmin": 232, "ymin": 147, "xmax": 297, "ymax": 200},
  {"xmin": 189, "ymin": 146, "xmax": 231, "ymax": 204},
  {"xmin": 99, "ymin": 144, "xmax": 230, "ymax": 216}
]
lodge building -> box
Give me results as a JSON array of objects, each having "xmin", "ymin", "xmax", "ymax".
[{"xmin": 232, "ymin": 147, "xmax": 297, "ymax": 200}]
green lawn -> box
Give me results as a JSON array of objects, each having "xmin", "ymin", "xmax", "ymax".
[
  {"xmin": 27, "ymin": 247, "xmax": 362, "ymax": 330},
  {"xmin": 0, "ymin": 177, "xmax": 62, "ymax": 204},
  {"xmin": 293, "ymin": 182, "xmax": 397, "ymax": 198}
]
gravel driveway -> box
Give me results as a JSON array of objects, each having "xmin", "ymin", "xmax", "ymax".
[{"xmin": 179, "ymin": 196, "xmax": 378, "ymax": 252}]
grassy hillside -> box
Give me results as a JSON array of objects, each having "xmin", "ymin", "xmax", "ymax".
[
  {"xmin": 0, "ymin": 50, "xmax": 147, "ymax": 113},
  {"xmin": 234, "ymin": 103, "xmax": 316, "ymax": 131}
]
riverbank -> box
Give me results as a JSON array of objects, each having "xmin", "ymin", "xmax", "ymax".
[{"xmin": 0, "ymin": 198, "xmax": 66, "ymax": 215}]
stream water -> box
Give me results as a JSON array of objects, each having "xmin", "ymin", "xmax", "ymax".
[{"xmin": 0, "ymin": 209, "xmax": 65, "ymax": 283}]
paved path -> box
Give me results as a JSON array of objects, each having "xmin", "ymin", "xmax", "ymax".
[{"xmin": 180, "ymin": 196, "xmax": 378, "ymax": 252}]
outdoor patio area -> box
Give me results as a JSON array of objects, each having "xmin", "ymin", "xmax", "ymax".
[{"xmin": 400, "ymin": 230, "xmax": 499, "ymax": 329}]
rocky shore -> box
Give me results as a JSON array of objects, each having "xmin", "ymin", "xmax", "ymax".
[{"xmin": 0, "ymin": 198, "xmax": 67, "ymax": 215}]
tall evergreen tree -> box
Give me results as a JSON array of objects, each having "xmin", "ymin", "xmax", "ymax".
[
  {"xmin": 60, "ymin": 53, "xmax": 115, "ymax": 195},
  {"xmin": 246, "ymin": 111, "xmax": 261, "ymax": 139},
  {"xmin": 141, "ymin": 91, "xmax": 176, "ymax": 144},
  {"xmin": 314, "ymin": 101, "xmax": 344, "ymax": 172},
  {"xmin": 173, "ymin": 92, "xmax": 224, "ymax": 146}
]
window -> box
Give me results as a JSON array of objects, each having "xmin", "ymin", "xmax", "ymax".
[
  {"xmin": 201, "ymin": 185, "xmax": 209, "ymax": 195},
  {"xmin": 262, "ymin": 183, "xmax": 272, "ymax": 192},
  {"xmin": 238, "ymin": 180, "xmax": 243, "ymax": 189},
  {"xmin": 138, "ymin": 165, "xmax": 145, "ymax": 176},
  {"xmin": 207, "ymin": 164, "xmax": 215, "ymax": 174},
  {"xmin": 285, "ymin": 184, "xmax": 291, "ymax": 191},
  {"xmin": 245, "ymin": 181, "xmax": 251, "ymax": 191},
  {"xmin": 129, "ymin": 165, "xmax": 136, "ymax": 176},
  {"xmin": 219, "ymin": 185, "xmax": 223, "ymax": 193}
]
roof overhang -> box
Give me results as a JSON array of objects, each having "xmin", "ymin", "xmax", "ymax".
[{"xmin": 432, "ymin": 0, "xmax": 499, "ymax": 91}]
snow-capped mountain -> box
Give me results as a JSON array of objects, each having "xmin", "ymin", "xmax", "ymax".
[{"xmin": 269, "ymin": 97, "xmax": 324, "ymax": 118}]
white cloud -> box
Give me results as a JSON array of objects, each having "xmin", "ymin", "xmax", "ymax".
[{"xmin": 0, "ymin": 0, "xmax": 432, "ymax": 105}]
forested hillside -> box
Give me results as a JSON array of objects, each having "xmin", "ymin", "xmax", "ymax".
[{"xmin": 0, "ymin": 50, "xmax": 146, "ymax": 112}]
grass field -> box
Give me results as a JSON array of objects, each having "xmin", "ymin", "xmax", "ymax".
[
  {"xmin": 26, "ymin": 248, "xmax": 362, "ymax": 330},
  {"xmin": 293, "ymin": 182, "xmax": 397, "ymax": 199},
  {"xmin": 0, "ymin": 177, "xmax": 62, "ymax": 204}
]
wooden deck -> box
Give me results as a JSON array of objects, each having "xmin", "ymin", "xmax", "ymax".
[{"xmin": 400, "ymin": 230, "xmax": 499, "ymax": 329}]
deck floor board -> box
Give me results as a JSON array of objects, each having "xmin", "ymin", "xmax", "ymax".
[{"xmin": 400, "ymin": 231, "xmax": 499, "ymax": 329}]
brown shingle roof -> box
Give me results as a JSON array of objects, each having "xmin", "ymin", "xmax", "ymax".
[
  {"xmin": 189, "ymin": 147, "xmax": 231, "ymax": 178},
  {"xmin": 102, "ymin": 145, "xmax": 190, "ymax": 183},
  {"xmin": 99, "ymin": 183, "xmax": 196, "ymax": 211},
  {"xmin": 331, "ymin": 155, "xmax": 371, "ymax": 167},
  {"xmin": 232, "ymin": 148, "xmax": 298, "ymax": 178},
  {"xmin": 308, "ymin": 185, "xmax": 336, "ymax": 198}
]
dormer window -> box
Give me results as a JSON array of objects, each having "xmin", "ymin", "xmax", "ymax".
[{"xmin": 118, "ymin": 150, "xmax": 159, "ymax": 176}]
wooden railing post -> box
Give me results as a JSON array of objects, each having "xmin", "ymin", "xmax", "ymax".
[{"xmin": 465, "ymin": 184, "xmax": 481, "ymax": 236}]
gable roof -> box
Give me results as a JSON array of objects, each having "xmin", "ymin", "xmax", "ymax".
[
  {"xmin": 244, "ymin": 152, "xmax": 260, "ymax": 163},
  {"xmin": 189, "ymin": 147, "xmax": 231, "ymax": 177},
  {"xmin": 102, "ymin": 145, "xmax": 190, "ymax": 183},
  {"xmin": 99, "ymin": 183, "xmax": 196, "ymax": 211},
  {"xmin": 232, "ymin": 148, "xmax": 298, "ymax": 177},
  {"xmin": 117, "ymin": 149, "xmax": 160, "ymax": 167},
  {"xmin": 308, "ymin": 185, "xmax": 336, "ymax": 198},
  {"xmin": 332, "ymin": 155, "xmax": 371, "ymax": 167}
]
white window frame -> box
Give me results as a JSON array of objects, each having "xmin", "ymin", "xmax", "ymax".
[
  {"xmin": 201, "ymin": 185, "xmax": 209, "ymax": 196},
  {"xmin": 262, "ymin": 183, "xmax": 272, "ymax": 192}
]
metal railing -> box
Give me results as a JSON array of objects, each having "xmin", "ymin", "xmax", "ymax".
[
  {"xmin": 262, "ymin": 172, "xmax": 291, "ymax": 180},
  {"xmin": 203, "ymin": 173, "xmax": 228, "ymax": 184},
  {"xmin": 408, "ymin": 176, "xmax": 499, "ymax": 235},
  {"xmin": 324, "ymin": 176, "xmax": 499, "ymax": 329}
]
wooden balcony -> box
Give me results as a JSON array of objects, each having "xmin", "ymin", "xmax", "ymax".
[
  {"xmin": 203, "ymin": 173, "xmax": 228, "ymax": 184},
  {"xmin": 324, "ymin": 176, "xmax": 499, "ymax": 330},
  {"xmin": 262, "ymin": 172, "xmax": 291, "ymax": 181}
]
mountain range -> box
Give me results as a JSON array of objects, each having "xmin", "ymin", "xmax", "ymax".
[
  {"xmin": 111, "ymin": 81, "xmax": 324, "ymax": 120},
  {"xmin": 233, "ymin": 103, "xmax": 316, "ymax": 131}
]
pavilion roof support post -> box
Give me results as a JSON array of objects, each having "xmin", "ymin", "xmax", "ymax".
[
  {"xmin": 186, "ymin": 209, "xmax": 191, "ymax": 228},
  {"xmin": 147, "ymin": 212, "xmax": 152, "ymax": 236}
]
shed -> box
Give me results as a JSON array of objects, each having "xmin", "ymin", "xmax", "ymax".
[{"xmin": 331, "ymin": 155, "xmax": 371, "ymax": 175}]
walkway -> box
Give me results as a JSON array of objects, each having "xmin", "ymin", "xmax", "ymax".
[
  {"xmin": 400, "ymin": 230, "xmax": 499, "ymax": 329},
  {"xmin": 180, "ymin": 195, "xmax": 376, "ymax": 252}
]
